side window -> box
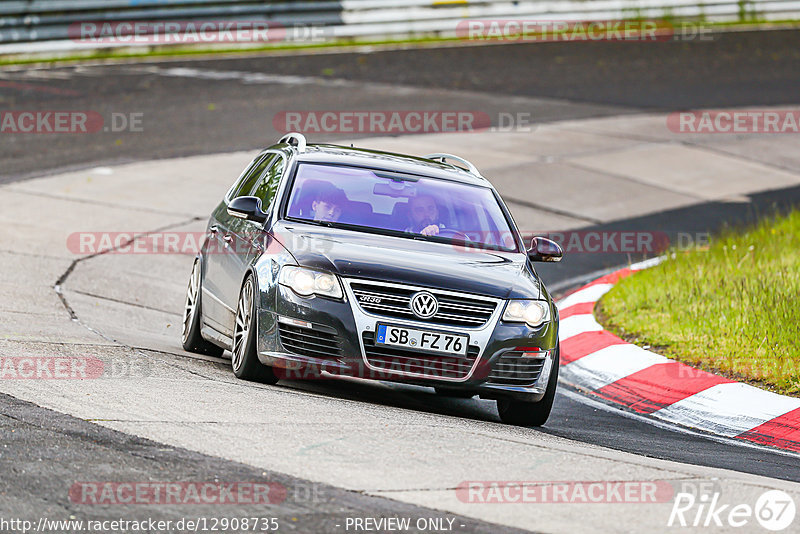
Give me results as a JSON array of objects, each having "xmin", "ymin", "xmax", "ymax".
[
  {"xmin": 250, "ymin": 157, "xmax": 285, "ymax": 212},
  {"xmin": 232, "ymin": 154, "xmax": 277, "ymax": 199},
  {"xmin": 228, "ymin": 156, "xmax": 260, "ymax": 197}
]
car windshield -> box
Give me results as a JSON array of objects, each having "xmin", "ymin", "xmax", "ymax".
[{"xmin": 284, "ymin": 163, "xmax": 519, "ymax": 252}]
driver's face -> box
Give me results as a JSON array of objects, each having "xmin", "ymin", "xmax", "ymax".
[{"xmin": 410, "ymin": 196, "xmax": 438, "ymax": 228}]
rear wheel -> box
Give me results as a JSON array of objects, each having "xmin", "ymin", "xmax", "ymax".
[
  {"xmin": 181, "ymin": 260, "xmax": 224, "ymax": 357},
  {"xmin": 496, "ymin": 344, "xmax": 559, "ymax": 427},
  {"xmin": 231, "ymin": 274, "xmax": 278, "ymax": 384}
]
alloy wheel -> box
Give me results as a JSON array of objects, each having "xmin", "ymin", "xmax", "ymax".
[
  {"xmin": 181, "ymin": 261, "xmax": 201, "ymax": 344},
  {"xmin": 232, "ymin": 278, "xmax": 254, "ymax": 372}
]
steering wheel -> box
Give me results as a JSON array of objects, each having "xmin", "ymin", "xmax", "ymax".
[{"xmin": 437, "ymin": 228, "xmax": 471, "ymax": 241}]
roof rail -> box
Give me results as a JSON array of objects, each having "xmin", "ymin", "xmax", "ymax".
[
  {"xmin": 279, "ymin": 132, "xmax": 307, "ymax": 152},
  {"xmin": 424, "ymin": 153, "xmax": 483, "ymax": 179}
]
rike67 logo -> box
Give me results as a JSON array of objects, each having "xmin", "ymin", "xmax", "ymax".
[{"xmin": 669, "ymin": 489, "xmax": 796, "ymax": 531}]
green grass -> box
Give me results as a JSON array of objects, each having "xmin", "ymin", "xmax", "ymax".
[{"xmin": 598, "ymin": 210, "xmax": 800, "ymax": 395}]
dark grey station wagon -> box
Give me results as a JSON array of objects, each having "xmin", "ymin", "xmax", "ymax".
[{"xmin": 182, "ymin": 133, "xmax": 563, "ymax": 426}]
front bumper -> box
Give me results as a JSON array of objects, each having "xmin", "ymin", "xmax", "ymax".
[{"xmin": 257, "ymin": 279, "xmax": 558, "ymax": 401}]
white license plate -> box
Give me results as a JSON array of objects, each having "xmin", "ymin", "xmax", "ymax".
[{"xmin": 375, "ymin": 325, "xmax": 468, "ymax": 356}]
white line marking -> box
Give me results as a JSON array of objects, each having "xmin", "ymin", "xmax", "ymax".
[{"xmin": 127, "ymin": 65, "xmax": 357, "ymax": 87}]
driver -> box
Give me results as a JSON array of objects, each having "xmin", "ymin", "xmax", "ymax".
[{"xmin": 406, "ymin": 194, "xmax": 445, "ymax": 236}]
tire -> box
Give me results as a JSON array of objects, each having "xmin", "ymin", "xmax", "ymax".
[
  {"xmin": 496, "ymin": 344, "xmax": 560, "ymax": 427},
  {"xmin": 434, "ymin": 387, "xmax": 476, "ymax": 399},
  {"xmin": 181, "ymin": 259, "xmax": 224, "ymax": 357},
  {"xmin": 231, "ymin": 274, "xmax": 279, "ymax": 384}
]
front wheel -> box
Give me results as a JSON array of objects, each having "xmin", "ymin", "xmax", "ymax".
[
  {"xmin": 496, "ymin": 344, "xmax": 559, "ymax": 427},
  {"xmin": 231, "ymin": 274, "xmax": 278, "ymax": 384}
]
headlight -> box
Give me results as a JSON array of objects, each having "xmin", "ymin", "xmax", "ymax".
[
  {"xmin": 279, "ymin": 266, "xmax": 343, "ymax": 299},
  {"xmin": 503, "ymin": 300, "xmax": 551, "ymax": 327}
]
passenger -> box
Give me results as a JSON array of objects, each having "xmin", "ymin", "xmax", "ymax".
[{"xmin": 310, "ymin": 185, "xmax": 347, "ymax": 223}]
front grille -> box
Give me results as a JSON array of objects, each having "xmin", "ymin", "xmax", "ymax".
[
  {"xmin": 350, "ymin": 282, "xmax": 496, "ymax": 328},
  {"xmin": 362, "ymin": 332, "xmax": 479, "ymax": 380},
  {"xmin": 487, "ymin": 350, "xmax": 547, "ymax": 386},
  {"xmin": 279, "ymin": 323, "xmax": 342, "ymax": 361}
]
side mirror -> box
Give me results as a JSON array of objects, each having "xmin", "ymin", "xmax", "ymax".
[
  {"xmin": 228, "ymin": 196, "xmax": 268, "ymax": 224},
  {"xmin": 527, "ymin": 237, "xmax": 563, "ymax": 263}
]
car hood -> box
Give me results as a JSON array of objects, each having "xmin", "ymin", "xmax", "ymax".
[{"xmin": 273, "ymin": 222, "xmax": 542, "ymax": 299}]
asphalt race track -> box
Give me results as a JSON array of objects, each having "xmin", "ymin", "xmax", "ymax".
[
  {"xmin": 2, "ymin": 29, "xmax": 800, "ymax": 533},
  {"xmin": 3, "ymin": 29, "xmax": 800, "ymax": 182}
]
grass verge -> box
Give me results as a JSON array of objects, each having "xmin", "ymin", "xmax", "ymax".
[
  {"xmin": 598, "ymin": 210, "xmax": 800, "ymax": 396},
  {"xmin": 0, "ymin": 36, "xmax": 466, "ymax": 67}
]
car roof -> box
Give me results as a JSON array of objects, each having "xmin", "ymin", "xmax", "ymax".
[{"xmin": 270, "ymin": 143, "xmax": 493, "ymax": 188}]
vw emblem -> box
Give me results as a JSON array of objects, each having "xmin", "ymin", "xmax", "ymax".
[{"xmin": 410, "ymin": 291, "xmax": 438, "ymax": 319}]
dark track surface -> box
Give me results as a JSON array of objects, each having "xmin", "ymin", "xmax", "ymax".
[
  {"xmin": 1, "ymin": 29, "xmax": 799, "ymax": 182},
  {"xmin": 284, "ymin": 378, "xmax": 800, "ymax": 484},
  {"xmin": 2, "ymin": 30, "xmax": 800, "ymax": 530},
  {"xmin": 189, "ymin": 29, "xmax": 800, "ymax": 109}
]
